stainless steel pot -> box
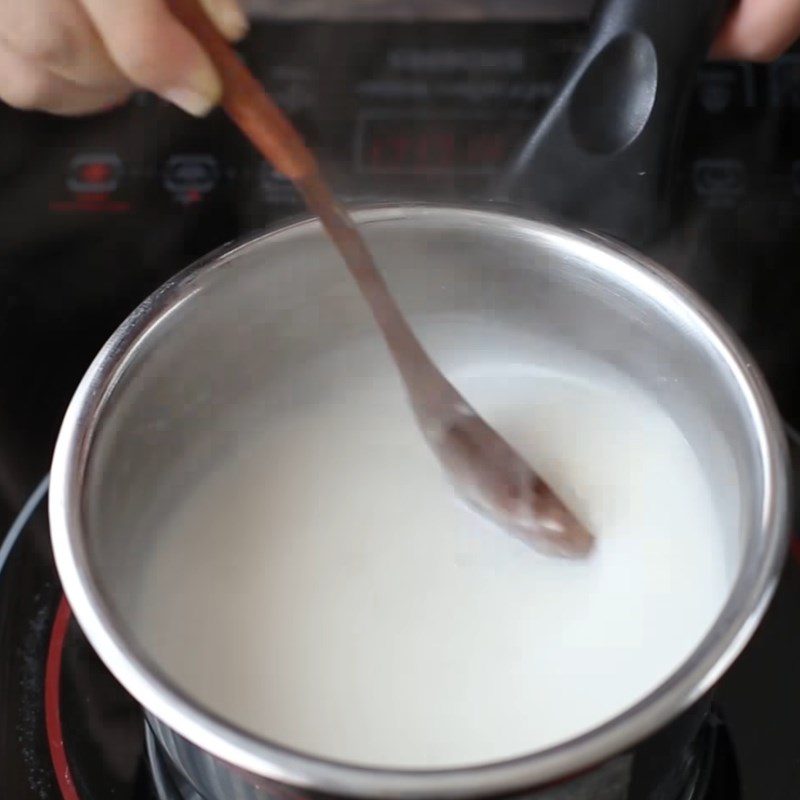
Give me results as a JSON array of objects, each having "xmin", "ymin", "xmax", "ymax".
[{"xmin": 50, "ymin": 205, "xmax": 788, "ymax": 800}]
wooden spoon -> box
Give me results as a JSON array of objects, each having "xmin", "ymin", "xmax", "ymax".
[{"xmin": 165, "ymin": 0, "xmax": 594, "ymax": 558}]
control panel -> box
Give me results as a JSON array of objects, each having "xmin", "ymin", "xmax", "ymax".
[
  {"xmin": 5, "ymin": 22, "xmax": 798, "ymax": 228},
  {"xmin": 2, "ymin": 20, "xmax": 800, "ymax": 446}
]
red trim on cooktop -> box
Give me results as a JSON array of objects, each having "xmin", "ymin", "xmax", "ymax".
[{"xmin": 45, "ymin": 596, "xmax": 80, "ymax": 800}]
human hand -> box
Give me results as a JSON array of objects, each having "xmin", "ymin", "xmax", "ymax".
[
  {"xmin": 713, "ymin": 0, "xmax": 800, "ymax": 61},
  {"xmin": 0, "ymin": 0, "xmax": 247, "ymax": 116}
]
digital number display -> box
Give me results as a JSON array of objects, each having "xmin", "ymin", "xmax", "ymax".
[{"xmin": 357, "ymin": 116, "xmax": 527, "ymax": 175}]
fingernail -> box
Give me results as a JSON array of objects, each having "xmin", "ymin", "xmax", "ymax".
[
  {"xmin": 161, "ymin": 56, "xmax": 222, "ymax": 117},
  {"xmin": 163, "ymin": 85, "xmax": 217, "ymax": 117},
  {"xmin": 201, "ymin": 0, "xmax": 250, "ymax": 42}
]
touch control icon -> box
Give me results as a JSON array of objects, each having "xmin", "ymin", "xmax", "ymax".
[
  {"xmin": 163, "ymin": 154, "xmax": 219, "ymax": 203},
  {"xmin": 67, "ymin": 153, "xmax": 122, "ymax": 193}
]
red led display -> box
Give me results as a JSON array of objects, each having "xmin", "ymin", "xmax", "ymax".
[{"xmin": 359, "ymin": 117, "xmax": 525, "ymax": 175}]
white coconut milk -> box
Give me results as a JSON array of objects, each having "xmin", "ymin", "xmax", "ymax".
[{"xmin": 132, "ymin": 328, "xmax": 730, "ymax": 769}]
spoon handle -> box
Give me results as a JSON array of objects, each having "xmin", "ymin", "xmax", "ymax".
[
  {"xmin": 166, "ymin": 0, "xmax": 316, "ymax": 182},
  {"xmin": 165, "ymin": 0, "xmax": 447, "ymax": 396},
  {"xmin": 166, "ymin": 0, "xmax": 593, "ymax": 559}
]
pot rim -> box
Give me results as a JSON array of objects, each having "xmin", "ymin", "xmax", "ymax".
[{"xmin": 49, "ymin": 204, "xmax": 789, "ymax": 798}]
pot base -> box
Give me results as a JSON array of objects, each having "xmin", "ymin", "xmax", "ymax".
[{"xmin": 145, "ymin": 714, "xmax": 740, "ymax": 800}]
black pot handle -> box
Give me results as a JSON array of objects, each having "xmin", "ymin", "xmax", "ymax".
[{"xmin": 495, "ymin": 0, "xmax": 729, "ymax": 246}]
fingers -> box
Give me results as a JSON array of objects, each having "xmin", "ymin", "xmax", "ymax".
[
  {"xmin": 711, "ymin": 0, "xmax": 800, "ymax": 61},
  {"xmin": 0, "ymin": 0, "xmax": 130, "ymax": 95},
  {"xmin": 77, "ymin": 0, "xmax": 249, "ymax": 116},
  {"xmin": 0, "ymin": 0, "xmax": 248, "ymax": 117},
  {"xmin": 0, "ymin": 39, "xmax": 130, "ymax": 115},
  {"xmin": 78, "ymin": 0, "xmax": 222, "ymax": 116},
  {"xmin": 198, "ymin": 0, "xmax": 249, "ymax": 42}
]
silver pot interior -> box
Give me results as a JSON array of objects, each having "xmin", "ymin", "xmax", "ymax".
[{"xmin": 55, "ymin": 205, "xmax": 787, "ymax": 794}]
